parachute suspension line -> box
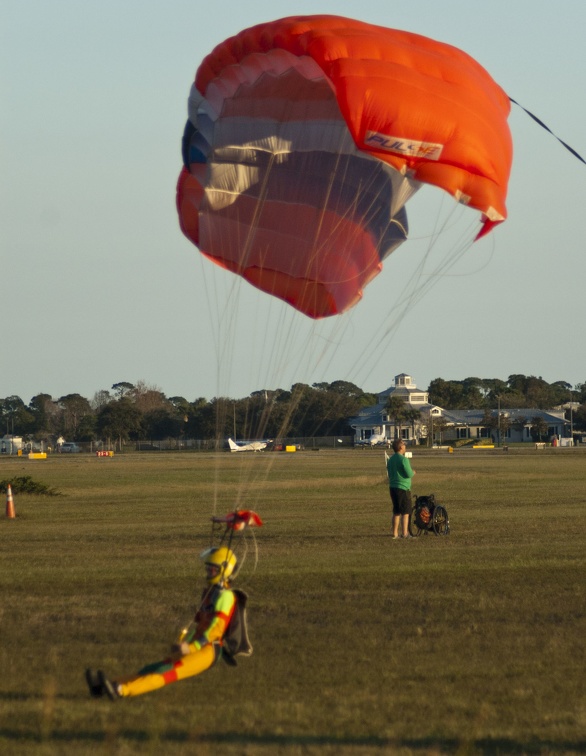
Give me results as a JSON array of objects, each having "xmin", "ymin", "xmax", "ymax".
[
  {"xmin": 288, "ymin": 161, "xmax": 419, "ymax": 384},
  {"xmin": 318, "ymin": 154, "xmax": 376, "ymax": 280},
  {"xmin": 268, "ymin": 174, "xmax": 410, "ymax": 392},
  {"xmin": 306, "ymin": 148, "xmax": 342, "ymax": 271},
  {"xmin": 232, "ymin": 529, "xmax": 259, "ymax": 577},
  {"xmin": 210, "ymin": 151, "xmax": 279, "ymax": 402},
  {"xmin": 225, "ymin": 522, "xmax": 236, "ymax": 561},
  {"xmin": 205, "ymin": 153, "xmax": 299, "ymax": 513},
  {"xmin": 241, "ymin": 152, "xmax": 277, "ymax": 269},
  {"xmin": 237, "ymin": 534, "xmax": 248, "ymax": 576},
  {"xmin": 510, "ymin": 97, "xmax": 586, "ymax": 165},
  {"xmin": 193, "ymin": 245, "xmax": 244, "ymax": 519},
  {"xmin": 212, "ymin": 152, "xmax": 334, "ymax": 449},
  {"xmin": 275, "ymin": 154, "xmax": 411, "ymax": 395},
  {"xmin": 198, "ymin": 239, "xmax": 259, "ymax": 513},
  {"xmin": 196, "ymin": 235, "xmax": 234, "ymax": 390},
  {"xmin": 214, "ymin": 144, "xmax": 369, "ymax": 454},
  {"xmin": 328, "ymin": 156, "xmax": 406, "ymax": 282},
  {"xmin": 244, "ymin": 147, "xmax": 366, "ymax": 401},
  {"xmin": 216, "ymin": 188, "xmax": 279, "ymax": 392},
  {"xmin": 382, "ymin": 202, "xmax": 475, "ymax": 318},
  {"xmin": 346, "ymin": 200, "xmax": 477, "ymax": 386},
  {"xmin": 249, "ymin": 527, "xmax": 259, "ymax": 572}
]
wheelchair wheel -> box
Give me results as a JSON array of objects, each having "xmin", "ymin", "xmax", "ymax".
[
  {"xmin": 432, "ymin": 505, "xmax": 450, "ymax": 535},
  {"xmin": 409, "ymin": 508, "xmax": 423, "ymax": 537}
]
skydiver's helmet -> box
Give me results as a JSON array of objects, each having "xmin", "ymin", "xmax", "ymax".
[{"xmin": 200, "ymin": 546, "xmax": 237, "ymax": 586}]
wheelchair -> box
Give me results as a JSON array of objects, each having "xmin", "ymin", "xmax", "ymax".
[{"xmin": 409, "ymin": 494, "xmax": 450, "ymax": 536}]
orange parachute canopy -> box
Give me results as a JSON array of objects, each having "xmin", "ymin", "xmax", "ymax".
[{"xmin": 177, "ymin": 15, "xmax": 512, "ymax": 318}]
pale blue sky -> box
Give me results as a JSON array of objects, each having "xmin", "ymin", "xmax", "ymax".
[{"xmin": 2, "ymin": 1, "xmax": 585, "ymax": 403}]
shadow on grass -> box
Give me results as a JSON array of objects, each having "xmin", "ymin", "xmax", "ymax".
[{"xmin": 0, "ymin": 728, "xmax": 584, "ymax": 754}]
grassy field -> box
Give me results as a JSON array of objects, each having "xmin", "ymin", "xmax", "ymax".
[{"xmin": 0, "ymin": 448, "xmax": 584, "ymax": 755}]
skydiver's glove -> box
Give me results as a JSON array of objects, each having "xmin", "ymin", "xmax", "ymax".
[{"xmin": 170, "ymin": 642, "xmax": 191, "ymax": 656}]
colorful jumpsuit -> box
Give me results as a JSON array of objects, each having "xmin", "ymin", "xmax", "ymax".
[{"xmin": 115, "ymin": 585, "xmax": 236, "ymax": 698}]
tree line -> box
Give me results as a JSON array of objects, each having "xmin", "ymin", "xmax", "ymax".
[
  {"xmin": 427, "ymin": 375, "xmax": 584, "ymax": 411},
  {"xmin": 0, "ymin": 380, "xmax": 376, "ymax": 445},
  {"xmin": 1, "ymin": 375, "xmax": 584, "ymax": 445}
]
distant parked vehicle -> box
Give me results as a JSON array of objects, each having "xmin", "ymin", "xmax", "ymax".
[{"xmin": 60, "ymin": 442, "xmax": 81, "ymax": 453}]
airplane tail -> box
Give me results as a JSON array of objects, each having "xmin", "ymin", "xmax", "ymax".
[{"xmin": 228, "ymin": 438, "xmax": 239, "ymax": 452}]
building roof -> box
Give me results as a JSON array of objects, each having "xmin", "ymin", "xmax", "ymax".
[
  {"xmin": 349, "ymin": 405, "xmax": 567, "ymax": 428},
  {"xmin": 349, "ymin": 401, "xmax": 438, "ymax": 427},
  {"xmin": 349, "ymin": 403, "xmax": 386, "ymax": 427},
  {"xmin": 440, "ymin": 408, "xmax": 566, "ymax": 425}
]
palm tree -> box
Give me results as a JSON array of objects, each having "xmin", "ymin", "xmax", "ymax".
[
  {"xmin": 385, "ymin": 396, "xmax": 410, "ymax": 441},
  {"xmin": 430, "ymin": 413, "xmax": 449, "ymax": 446},
  {"xmin": 531, "ymin": 416, "xmax": 548, "ymax": 442},
  {"xmin": 404, "ymin": 407, "xmax": 423, "ymax": 444}
]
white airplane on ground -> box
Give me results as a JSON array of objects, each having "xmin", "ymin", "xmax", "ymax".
[
  {"xmin": 356, "ymin": 433, "xmax": 389, "ymax": 447},
  {"xmin": 228, "ymin": 438, "xmax": 268, "ymax": 452}
]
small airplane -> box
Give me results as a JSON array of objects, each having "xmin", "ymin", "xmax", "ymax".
[
  {"xmin": 228, "ymin": 438, "xmax": 268, "ymax": 453},
  {"xmin": 355, "ymin": 432, "xmax": 389, "ymax": 447}
]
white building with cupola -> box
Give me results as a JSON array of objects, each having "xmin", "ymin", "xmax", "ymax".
[{"xmin": 349, "ymin": 373, "xmax": 568, "ymax": 446}]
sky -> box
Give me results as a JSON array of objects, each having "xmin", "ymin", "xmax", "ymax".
[{"xmin": 2, "ymin": 0, "xmax": 585, "ymax": 404}]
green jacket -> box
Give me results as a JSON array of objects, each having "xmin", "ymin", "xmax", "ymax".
[{"xmin": 387, "ymin": 452, "xmax": 414, "ymax": 491}]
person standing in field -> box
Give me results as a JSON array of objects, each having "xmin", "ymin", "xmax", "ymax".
[{"xmin": 387, "ymin": 439, "xmax": 415, "ymax": 539}]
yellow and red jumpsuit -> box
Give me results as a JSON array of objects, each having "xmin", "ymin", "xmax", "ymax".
[{"xmin": 115, "ymin": 585, "xmax": 236, "ymax": 698}]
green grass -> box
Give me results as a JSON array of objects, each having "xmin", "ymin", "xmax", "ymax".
[{"xmin": 0, "ymin": 449, "xmax": 584, "ymax": 755}]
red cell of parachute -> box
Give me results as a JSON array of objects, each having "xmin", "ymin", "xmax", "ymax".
[{"xmin": 177, "ymin": 15, "xmax": 512, "ymax": 318}]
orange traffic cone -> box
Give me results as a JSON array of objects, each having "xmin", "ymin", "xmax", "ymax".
[{"xmin": 6, "ymin": 484, "xmax": 15, "ymax": 519}]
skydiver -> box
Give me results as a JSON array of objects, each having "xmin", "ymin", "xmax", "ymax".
[{"xmin": 86, "ymin": 546, "xmax": 250, "ymax": 700}]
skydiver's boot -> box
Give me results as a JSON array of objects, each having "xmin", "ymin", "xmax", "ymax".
[
  {"xmin": 97, "ymin": 670, "xmax": 121, "ymax": 701},
  {"xmin": 85, "ymin": 669, "xmax": 103, "ymax": 698}
]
